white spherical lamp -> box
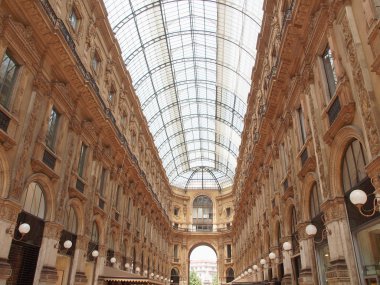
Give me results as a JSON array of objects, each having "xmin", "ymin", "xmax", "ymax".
[
  {"xmin": 18, "ymin": 223, "xmax": 30, "ymax": 235},
  {"xmin": 151, "ymin": 273, "xmax": 155, "ymax": 277},
  {"xmin": 283, "ymin": 241, "xmax": 292, "ymax": 251},
  {"xmin": 125, "ymin": 263, "xmax": 130, "ymax": 269},
  {"xmin": 63, "ymin": 240, "xmax": 72, "ymax": 249},
  {"xmin": 91, "ymin": 250, "xmax": 99, "ymax": 257},
  {"xmin": 156, "ymin": 274, "xmax": 160, "ymax": 279},
  {"xmin": 244, "ymin": 271, "xmax": 248, "ymax": 276},
  {"xmin": 136, "ymin": 267, "xmax": 141, "ymax": 273},
  {"xmin": 260, "ymin": 258, "xmax": 266, "ymax": 265},
  {"xmin": 269, "ymin": 252, "xmax": 276, "ymax": 260},
  {"xmin": 252, "ymin": 265, "xmax": 258, "ymax": 271},
  {"xmin": 110, "ymin": 257, "xmax": 116, "ymax": 264},
  {"xmin": 350, "ymin": 189, "xmax": 367, "ymax": 206},
  {"xmin": 248, "ymin": 268, "xmax": 252, "ymax": 273},
  {"xmin": 161, "ymin": 276, "xmax": 164, "ymax": 280},
  {"xmin": 305, "ymin": 224, "xmax": 318, "ymax": 236}
]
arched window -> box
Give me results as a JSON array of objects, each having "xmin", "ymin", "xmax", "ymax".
[
  {"xmin": 226, "ymin": 268, "xmax": 234, "ymax": 283},
  {"xmin": 59, "ymin": 206, "xmax": 78, "ymax": 256},
  {"xmin": 21, "ymin": 182, "xmax": 46, "ymax": 219},
  {"xmin": 310, "ymin": 183, "xmax": 322, "ymax": 219},
  {"xmin": 342, "ymin": 139, "xmax": 367, "ymax": 193},
  {"xmin": 87, "ymin": 221, "xmax": 99, "ymax": 261},
  {"xmin": 192, "ymin": 195, "xmax": 213, "ymax": 231},
  {"xmin": 63, "ymin": 206, "xmax": 78, "ymax": 234}
]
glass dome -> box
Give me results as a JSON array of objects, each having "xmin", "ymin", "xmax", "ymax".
[{"xmin": 104, "ymin": 0, "xmax": 264, "ymax": 189}]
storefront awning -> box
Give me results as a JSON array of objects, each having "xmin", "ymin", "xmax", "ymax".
[
  {"xmin": 231, "ymin": 275, "xmax": 254, "ymax": 285},
  {"xmin": 100, "ymin": 267, "xmax": 165, "ymax": 284}
]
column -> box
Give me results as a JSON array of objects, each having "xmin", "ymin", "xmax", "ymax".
[
  {"xmin": 93, "ymin": 244, "xmax": 106, "ymax": 285},
  {"xmin": 70, "ymin": 235, "xmax": 89, "ymax": 285},
  {"xmin": 280, "ymin": 236, "xmax": 293, "ymax": 285},
  {"xmin": 321, "ymin": 199, "xmax": 356, "ymax": 285},
  {"xmin": 297, "ymin": 223, "xmax": 314, "ymax": 285},
  {"xmin": 0, "ymin": 199, "xmax": 21, "ymax": 285},
  {"xmin": 35, "ymin": 221, "xmax": 63, "ymax": 285}
]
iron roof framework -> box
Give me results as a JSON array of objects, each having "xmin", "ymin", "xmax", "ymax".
[{"xmin": 104, "ymin": 0, "xmax": 263, "ymax": 190}]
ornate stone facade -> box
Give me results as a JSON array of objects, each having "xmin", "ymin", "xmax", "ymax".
[{"xmin": 0, "ymin": 0, "xmax": 379, "ymax": 285}]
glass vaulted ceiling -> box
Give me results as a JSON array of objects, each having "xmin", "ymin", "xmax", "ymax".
[{"xmin": 104, "ymin": 0, "xmax": 263, "ymax": 190}]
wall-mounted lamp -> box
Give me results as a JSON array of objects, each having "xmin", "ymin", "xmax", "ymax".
[
  {"xmin": 252, "ymin": 264, "xmax": 258, "ymax": 271},
  {"xmin": 92, "ymin": 250, "xmax": 99, "ymax": 258},
  {"xmin": 259, "ymin": 259, "xmax": 266, "ymax": 266},
  {"xmin": 248, "ymin": 268, "xmax": 252, "ymax": 274},
  {"xmin": 305, "ymin": 223, "xmax": 331, "ymax": 243},
  {"xmin": 268, "ymin": 252, "xmax": 276, "ymax": 260},
  {"xmin": 125, "ymin": 263, "xmax": 130, "ymax": 270},
  {"xmin": 349, "ymin": 189, "xmax": 379, "ymax": 217},
  {"xmin": 110, "ymin": 257, "xmax": 117, "ymax": 264},
  {"xmin": 282, "ymin": 241, "xmax": 292, "ymax": 251},
  {"xmin": 7, "ymin": 222, "xmax": 31, "ymax": 241},
  {"xmin": 150, "ymin": 273, "xmax": 155, "ymax": 279}
]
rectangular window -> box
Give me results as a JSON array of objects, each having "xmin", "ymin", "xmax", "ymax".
[
  {"xmin": 92, "ymin": 52, "xmax": 100, "ymax": 72},
  {"xmin": 99, "ymin": 168, "xmax": 106, "ymax": 197},
  {"xmin": 77, "ymin": 143, "xmax": 87, "ymax": 178},
  {"xmin": 108, "ymin": 87, "xmax": 116, "ymax": 104},
  {"xmin": 136, "ymin": 208, "xmax": 140, "ymax": 228},
  {"xmin": 226, "ymin": 207, "xmax": 231, "ymax": 217},
  {"xmin": 174, "ymin": 245, "xmax": 178, "ymax": 258},
  {"xmin": 46, "ymin": 107, "xmax": 60, "ymax": 150},
  {"xmin": 114, "ymin": 186, "xmax": 121, "ymax": 210},
  {"xmin": 0, "ymin": 52, "xmax": 19, "ymax": 109},
  {"xmin": 127, "ymin": 198, "xmax": 131, "ymax": 220},
  {"xmin": 322, "ymin": 45, "xmax": 337, "ymax": 99},
  {"xmin": 69, "ymin": 9, "xmax": 78, "ymax": 30},
  {"xmin": 174, "ymin": 207, "xmax": 179, "ymax": 216},
  {"xmin": 227, "ymin": 244, "xmax": 232, "ymax": 258},
  {"xmin": 297, "ymin": 107, "xmax": 307, "ymax": 146}
]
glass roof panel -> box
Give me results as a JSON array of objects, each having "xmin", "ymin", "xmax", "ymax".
[{"xmin": 104, "ymin": 0, "xmax": 263, "ymax": 190}]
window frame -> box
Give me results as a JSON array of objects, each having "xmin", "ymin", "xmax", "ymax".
[
  {"xmin": 77, "ymin": 143, "xmax": 88, "ymax": 178},
  {"xmin": 0, "ymin": 51, "xmax": 20, "ymax": 110},
  {"xmin": 321, "ymin": 45, "xmax": 337, "ymax": 100},
  {"xmin": 297, "ymin": 106, "xmax": 307, "ymax": 147},
  {"xmin": 45, "ymin": 106, "xmax": 60, "ymax": 151},
  {"xmin": 68, "ymin": 7, "xmax": 80, "ymax": 32}
]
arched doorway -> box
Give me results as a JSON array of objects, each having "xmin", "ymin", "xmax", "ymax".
[
  {"xmin": 7, "ymin": 182, "xmax": 46, "ymax": 285},
  {"xmin": 189, "ymin": 245, "xmax": 217, "ymax": 285},
  {"xmin": 171, "ymin": 268, "xmax": 180, "ymax": 285},
  {"xmin": 226, "ymin": 268, "xmax": 234, "ymax": 283}
]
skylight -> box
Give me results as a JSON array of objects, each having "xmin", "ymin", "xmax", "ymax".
[{"xmin": 104, "ymin": 0, "xmax": 263, "ymax": 190}]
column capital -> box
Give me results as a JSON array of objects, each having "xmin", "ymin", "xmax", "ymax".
[
  {"xmin": 43, "ymin": 221, "xmax": 63, "ymax": 240},
  {"xmin": 321, "ymin": 197, "xmax": 347, "ymax": 223},
  {"xmin": 76, "ymin": 235, "xmax": 90, "ymax": 251},
  {"xmin": 0, "ymin": 198, "xmax": 21, "ymax": 223}
]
